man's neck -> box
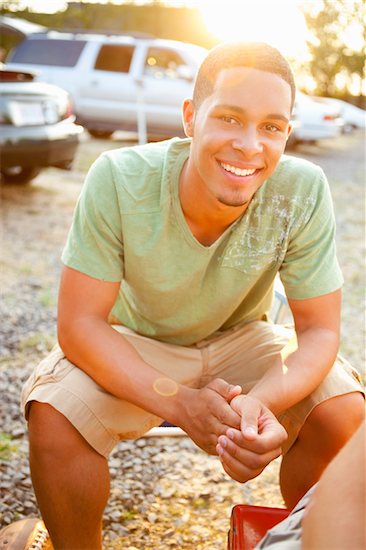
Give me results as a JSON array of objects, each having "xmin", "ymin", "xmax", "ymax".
[{"xmin": 178, "ymin": 159, "xmax": 248, "ymax": 246}]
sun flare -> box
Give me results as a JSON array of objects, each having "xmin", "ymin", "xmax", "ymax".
[{"xmin": 198, "ymin": 0, "xmax": 309, "ymax": 59}]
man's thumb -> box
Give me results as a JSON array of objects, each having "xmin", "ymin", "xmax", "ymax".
[
  {"xmin": 243, "ymin": 424, "xmax": 258, "ymax": 439},
  {"xmin": 227, "ymin": 384, "xmax": 242, "ymax": 402},
  {"xmin": 241, "ymin": 413, "xmax": 259, "ymax": 440},
  {"xmin": 208, "ymin": 378, "xmax": 242, "ymax": 402}
]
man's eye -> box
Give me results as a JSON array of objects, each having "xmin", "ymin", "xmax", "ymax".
[
  {"xmin": 221, "ymin": 116, "xmax": 238, "ymax": 125},
  {"xmin": 264, "ymin": 123, "xmax": 281, "ymax": 132}
]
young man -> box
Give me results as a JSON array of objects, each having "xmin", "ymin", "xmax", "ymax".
[{"xmin": 21, "ymin": 42, "xmax": 364, "ymax": 548}]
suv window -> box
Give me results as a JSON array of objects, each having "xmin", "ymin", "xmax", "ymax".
[
  {"xmin": 94, "ymin": 45, "xmax": 134, "ymax": 73},
  {"xmin": 144, "ymin": 48, "xmax": 186, "ymax": 79},
  {"xmin": 9, "ymin": 39, "xmax": 86, "ymax": 67}
]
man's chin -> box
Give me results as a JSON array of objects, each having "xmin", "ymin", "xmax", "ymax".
[
  {"xmin": 219, "ymin": 201, "xmax": 249, "ymax": 208},
  {"xmin": 216, "ymin": 194, "xmax": 251, "ymax": 208}
]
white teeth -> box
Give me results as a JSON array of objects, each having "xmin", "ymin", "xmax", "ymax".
[{"xmin": 221, "ymin": 163, "xmax": 256, "ymax": 176}]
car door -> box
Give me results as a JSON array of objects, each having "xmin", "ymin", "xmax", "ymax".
[
  {"xmin": 139, "ymin": 45, "xmax": 197, "ymax": 134},
  {"xmin": 78, "ymin": 42, "xmax": 138, "ymax": 129}
]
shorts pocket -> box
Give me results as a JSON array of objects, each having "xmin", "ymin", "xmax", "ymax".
[
  {"xmin": 336, "ymin": 354, "xmax": 364, "ymax": 387},
  {"xmin": 22, "ymin": 344, "xmax": 75, "ymax": 398},
  {"xmin": 37, "ymin": 345, "xmax": 74, "ymax": 380},
  {"xmin": 344, "ymin": 363, "xmax": 364, "ymax": 386}
]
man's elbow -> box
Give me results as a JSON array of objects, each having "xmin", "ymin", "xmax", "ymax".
[
  {"xmin": 300, "ymin": 326, "xmax": 340, "ymax": 364},
  {"xmin": 57, "ymin": 312, "xmax": 88, "ymax": 357},
  {"xmin": 57, "ymin": 310, "xmax": 106, "ymax": 356},
  {"xmin": 57, "ymin": 314, "xmax": 75, "ymax": 356},
  {"xmin": 322, "ymin": 327, "xmax": 340, "ymax": 362}
]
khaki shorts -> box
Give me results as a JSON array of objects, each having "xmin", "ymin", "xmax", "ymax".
[
  {"xmin": 21, "ymin": 321, "xmax": 364, "ymax": 458},
  {"xmin": 255, "ymin": 485, "xmax": 316, "ymax": 549}
]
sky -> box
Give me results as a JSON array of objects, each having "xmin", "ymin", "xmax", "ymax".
[{"xmin": 197, "ymin": 0, "xmax": 310, "ymax": 58}]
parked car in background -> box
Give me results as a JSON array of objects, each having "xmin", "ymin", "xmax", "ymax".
[
  {"xmin": 289, "ymin": 91, "xmax": 344, "ymax": 145},
  {"xmin": 0, "ymin": 69, "xmax": 83, "ymax": 184},
  {"xmin": 310, "ymin": 96, "xmax": 365, "ymax": 132},
  {"xmin": 6, "ymin": 32, "xmax": 208, "ymax": 139}
]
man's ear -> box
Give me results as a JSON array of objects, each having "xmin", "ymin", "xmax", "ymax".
[
  {"xmin": 182, "ymin": 98, "xmax": 195, "ymax": 137},
  {"xmin": 286, "ymin": 122, "xmax": 293, "ymax": 141}
]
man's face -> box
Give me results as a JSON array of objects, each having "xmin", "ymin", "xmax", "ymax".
[{"xmin": 182, "ymin": 67, "xmax": 293, "ymax": 210}]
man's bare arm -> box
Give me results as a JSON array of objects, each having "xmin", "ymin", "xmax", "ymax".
[
  {"xmin": 57, "ymin": 266, "xmax": 241, "ymax": 453},
  {"xmin": 246, "ymin": 289, "xmax": 341, "ymax": 415},
  {"xmin": 217, "ymin": 289, "xmax": 341, "ymax": 482}
]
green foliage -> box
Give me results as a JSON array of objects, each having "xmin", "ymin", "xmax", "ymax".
[
  {"xmin": 18, "ymin": 331, "xmax": 56, "ymax": 353},
  {"xmin": 0, "ymin": 432, "xmax": 18, "ymax": 460},
  {"xmin": 120, "ymin": 508, "xmax": 139, "ymax": 522},
  {"xmin": 301, "ymin": 0, "xmax": 365, "ymax": 97},
  {"xmin": 38, "ymin": 290, "xmax": 57, "ymax": 308}
]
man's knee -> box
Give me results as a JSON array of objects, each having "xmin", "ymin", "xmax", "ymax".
[
  {"xmin": 28, "ymin": 401, "xmax": 89, "ymax": 456},
  {"xmin": 301, "ymin": 391, "xmax": 364, "ymax": 450},
  {"xmin": 308, "ymin": 392, "xmax": 364, "ymax": 429}
]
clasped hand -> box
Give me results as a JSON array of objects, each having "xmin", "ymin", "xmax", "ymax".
[
  {"xmin": 216, "ymin": 394, "xmax": 288, "ymax": 483},
  {"xmin": 178, "ymin": 378, "xmax": 243, "ymax": 455},
  {"xmin": 178, "ymin": 379, "xmax": 287, "ymax": 484}
]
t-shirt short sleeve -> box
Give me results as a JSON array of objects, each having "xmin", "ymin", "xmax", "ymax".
[
  {"xmin": 61, "ymin": 154, "xmax": 124, "ymax": 282},
  {"xmin": 280, "ymin": 167, "xmax": 343, "ymax": 299}
]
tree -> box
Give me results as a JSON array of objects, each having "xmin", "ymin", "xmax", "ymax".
[{"xmin": 301, "ymin": 0, "xmax": 365, "ymax": 100}]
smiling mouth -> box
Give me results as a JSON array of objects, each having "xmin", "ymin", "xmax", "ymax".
[{"xmin": 220, "ymin": 162, "xmax": 258, "ymax": 177}]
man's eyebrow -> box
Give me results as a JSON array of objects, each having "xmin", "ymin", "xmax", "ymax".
[
  {"xmin": 212, "ymin": 104, "xmax": 290, "ymax": 124},
  {"xmin": 266, "ymin": 113, "xmax": 290, "ymax": 123}
]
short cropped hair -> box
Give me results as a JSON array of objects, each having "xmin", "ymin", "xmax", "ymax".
[{"xmin": 193, "ymin": 42, "xmax": 296, "ymax": 111}]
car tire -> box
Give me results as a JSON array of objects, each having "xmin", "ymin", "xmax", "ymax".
[
  {"xmin": 0, "ymin": 167, "xmax": 41, "ymax": 184},
  {"xmin": 88, "ymin": 129, "xmax": 114, "ymax": 139}
]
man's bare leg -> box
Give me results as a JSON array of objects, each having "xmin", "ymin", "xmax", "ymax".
[
  {"xmin": 28, "ymin": 402, "xmax": 110, "ymax": 549},
  {"xmin": 302, "ymin": 421, "xmax": 365, "ymax": 549},
  {"xmin": 280, "ymin": 392, "xmax": 365, "ymax": 509}
]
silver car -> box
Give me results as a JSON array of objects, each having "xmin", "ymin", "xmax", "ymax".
[{"xmin": 0, "ymin": 68, "xmax": 83, "ymax": 184}]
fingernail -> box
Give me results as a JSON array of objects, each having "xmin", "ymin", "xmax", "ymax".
[
  {"xmin": 220, "ymin": 437, "xmax": 227, "ymax": 448},
  {"xmin": 217, "ymin": 445, "xmax": 224, "ymax": 456},
  {"xmin": 227, "ymin": 429, "xmax": 234, "ymax": 440},
  {"xmin": 244, "ymin": 426, "xmax": 257, "ymax": 435}
]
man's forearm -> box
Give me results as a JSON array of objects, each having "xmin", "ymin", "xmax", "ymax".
[
  {"xmin": 247, "ymin": 327, "xmax": 339, "ymax": 415},
  {"xmin": 58, "ymin": 316, "xmax": 188, "ymax": 424}
]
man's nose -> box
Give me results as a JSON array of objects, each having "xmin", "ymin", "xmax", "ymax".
[{"xmin": 232, "ymin": 126, "xmax": 263, "ymax": 155}]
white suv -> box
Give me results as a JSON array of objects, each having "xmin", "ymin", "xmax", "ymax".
[{"xmin": 6, "ymin": 32, "xmax": 208, "ymax": 138}]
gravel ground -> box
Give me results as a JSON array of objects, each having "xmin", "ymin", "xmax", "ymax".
[{"xmin": 0, "ymin": 129, "xmax": 364, "ymax": 549}]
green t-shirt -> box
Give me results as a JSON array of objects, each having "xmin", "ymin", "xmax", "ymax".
[{"xmin": 62, "ymin": 138, "xmax": 343, "ymax": 346}]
